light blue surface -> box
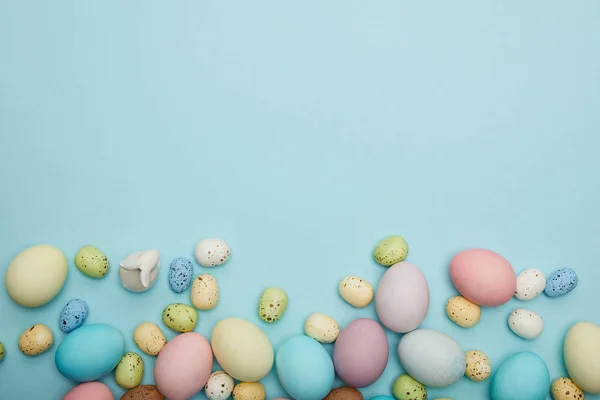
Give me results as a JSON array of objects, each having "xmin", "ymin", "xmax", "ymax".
[{"xmin": 1, "ymin": 1, "xmax": 599, "ymax": 399}]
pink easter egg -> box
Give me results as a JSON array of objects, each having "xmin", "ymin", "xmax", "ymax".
[
  {"xmin": 154, "ymin": 332, "xmax": 213, "ymax": 400},
  {"xmin": 450, "ymin": 248, "xmax": 516, "ymax": 307},
  {"xmin": 333, "ymin": 318, "xmax": 389, "ymax": 388},
  {"xmin": 63, "ymin": 382, "xmax": 114, "ymax": 400}
]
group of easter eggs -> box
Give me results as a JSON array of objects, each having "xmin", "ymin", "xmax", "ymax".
[{"xmin": 1, "ymin": 235, "xmax": 599, "ymax": 400}]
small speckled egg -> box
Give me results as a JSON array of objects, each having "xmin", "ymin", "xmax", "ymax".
[
  {"xmin": 338, "ymin": 276, "xmax": 374, "ymax": 308},
  {"xmin": 121, "ymin": 385, "xmax": 165, "ymax": 400},
  {"xmin": 115, "ymin": 352, "xmax": 144, "ymax": 389},
  {"xmin": 508, "ymin": 309, "xmax": 543, "ymax": 340},
  {"xmin": 162, "ymin": 303, "xmax": 198, "ymax": 333},
  {"xmin": 134, "ymin": 322, "xmax": 167, "ymax": 356},
  {"xmin": 324, "ymin": 387, "xmax": 363, "ymax": 400},
  {"xmin": 304, "ymin": 312, "xmax": 340, "ymax": 343},
  {"xmin": 232, "ymin": 382, "xmax": 266, "ymax": 400},
  {"xmin": 445, "ymin": 296, "xmax": 480, "ymax": 328},
  {"xmin": 392, "ymin": 374, "xmax": 427, "ymax": 400},
  {"xmin": 18, "ymin": 324, "xmax": 53, "ymax": 356},
  {"xmin": 0, "ymin": 341, "xmax": 5, "ymax": 362},
  {"xmin": 205, "ymin": 370, "xmax": 234, "ymax": 400},
  {"xmin": 168, "ymin": 258, "xmax": 193, "ymax": 293},
  {"xmin": 195, "ymin": 238, "xmax": 231, "ymax": 267},
  {"xmin": 514, "ymin": 268, "xmax": 546, "ymax": 301},
  {"xmin": 191, "ymin": 273, "xmax": 219, "ymax": 310},
  {"xmin": 59, "ymin": 298, "xmax": 89, "ymax": 333},
  {"xmin": 551, "ymin": 377, "xmax": 584, "ymax": 400},
  {"xmin": 465, "ymin": 350, "xmax": 491, "ymax": 381},
  {"xmin": 373, "ymin": 235, "xmax": 409, "ymax": 266},
  {"xmin": 258, "ymin": 287, "xmax": 288, "ymax": 323},
  {"xmin": 545, "ymin": 267, "xmax": 578, "ymax": 298},
  {"xmin": 75, "ymin": 245, "xmax": 110, "ymax": 278}
]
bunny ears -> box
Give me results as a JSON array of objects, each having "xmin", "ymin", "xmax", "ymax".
[{"xmin": 119, "ymin": 249, "xmax": 160, "ymax": 292}]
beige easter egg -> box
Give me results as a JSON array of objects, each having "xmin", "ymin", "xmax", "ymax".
[
  {"xmin": 5, "ymin": 245, "xmax": 68, "ymax": 308},
  {"xmin": 446, "ymin": 296, "xmax": 480, "ymax": 328},
  {"xmin": 232, "ymin": 382, "xmax": 266, "ymax": 400},
  {"xmin": 134, "ymin": 322, "xmax": 167, "ymax": 356},
  {"xmin": 338, "ymin": 276, "xmax": 374, "ymax": 308},
  {"xmin": 465, "ymin": 350, "xmax": 491, "ymax": 381},
  {"xmin": 304, "ymin": 313, "xmax": 340, "ymax": 343},
  {"xmin": 564, "ymin": 321, "xmax": 600, "ymax": 394},
  {"xmin": 190, "ymin": 273, "xmax": 219, "ymax": 311},
  {"xmin": 18, "ymin": 324, "xmax": 54, "ymax": 356},
  {"xmin": 551, "ymin": 377, "xmax": 584, "ymax": 400}
]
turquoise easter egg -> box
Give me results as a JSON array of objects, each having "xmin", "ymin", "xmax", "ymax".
[
  {"xmin": 276, "ymin": 335, "xmax": 335, "ymax": 400},
  {"xmin": 491, "ymin": 351, "xmax": 550, "ymax": 400},
  {"xmin": 55, "ymin": 324, "xmax": 124, "ymax": 382}
]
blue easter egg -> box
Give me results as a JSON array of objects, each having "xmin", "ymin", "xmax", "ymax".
[
  {"xmin": 491, "ymin": 351, "xmax": 550, "ymax": 400},
  {"xmin": 59, "ymin": 299, "xmax": 88, "ymax": 333},
  {"xmin": 370, "ymin": 397, "xmax": 395, "ymax": 400},
  {"xmin": 544, "ymin": 267, "xmax": 578, "ymax": 298},
  {"xmin": 276, "ymin": 335, "xmax": 335, "ymax": 400},
  {"xmin": 55, "ymin": 324, "xmax": 124, "ymax": 382},
  {"xmin": 168, "ymin": 257, "xmax": 193, "ymax": 293}
]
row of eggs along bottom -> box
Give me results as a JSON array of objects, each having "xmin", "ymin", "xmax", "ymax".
[{"xmin": 8, "ymin": 315, "xmax": 597, "ymax": 400}]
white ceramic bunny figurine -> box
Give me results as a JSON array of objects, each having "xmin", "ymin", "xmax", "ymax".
[{"xmin": 119, "ymin": 249, "xmax": 160, "ymax": 292}]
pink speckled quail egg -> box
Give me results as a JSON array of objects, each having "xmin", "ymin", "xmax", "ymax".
[
  {"xmin": 195, "ymin": 239, "xmax": 231, "ymax": 267},
  {"xmin": 205, "ymin": 370, "xmax": 234, "ymax": 400},
  {"xmin": 514, "ymin": 268, "xmax": 546, "ymax": 301}
]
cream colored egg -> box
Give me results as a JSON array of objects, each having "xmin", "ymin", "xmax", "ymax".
[
  {"xmin": 195, "ymin": 238, "xmax": 231, "ymax": 267},
  {"xmin": 191, "ymin": 273, "xmax": 219, "ymax": 311},
  {"xmin": 564, "ymin": 321, "xmax": 600, "ymax": 394},
  {"xmin": 446, "ymin": 296, "xmax": 480, "ymax": 328},
  {"xmin": 133, "ymin": 322, "xmax": 167, "ymax": 356},
  {"xmin": 465, "ymin": 350, "xmax": 491, "ymax": 381},
  {"xmin": 514, "ymin": 268, "xmax": 546, "ymax": 301},
  {"xmin": 5, "ymin": 245, "xmax": 68, "ymax": 308},
  {"xmin": 551, "ymin": 377, "xmax": 584, "ymax": 400},
  {"xmin": 162, "ymin": 303, "xmax": 198, "ymax": 333},
  {"xmin": 508, "ymin": 309, "xmax": 543, "ymax": 339},
  {"xmin": 18, "ymin": 324, "xmax": 53, "ymax": 356},
  {"xmin": 304, "ymin": 313, "xmax": 340, "ymax": 343},
  {"xmin": 338, "ymin": 276, "xmax": 373, "ymax": 308},
  {"xmin": 205, "ymin": 370, "xmax": 234, "ymax": 400},
  {"xmin": 115, "ymin": 352, "xmax": 144, "ymax": 389},
  {"xmin": 233, "ymin": 382, "xmax": 266, "ymax": 400}
]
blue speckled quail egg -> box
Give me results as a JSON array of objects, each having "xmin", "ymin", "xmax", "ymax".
[
  {"xmin": 544, "ymin": 267, "xmax": 578, "ymax": 298},
  {"xmin": 205, "ymin": 370, "xmax": 234, "ymax": 400},
  {"xmin": 168, "ymin": 258, "xmax": 193, "ymax": 293},
  {"xmin": 59, "ymin": 299, "xmax": 89, "ymax": 333}
]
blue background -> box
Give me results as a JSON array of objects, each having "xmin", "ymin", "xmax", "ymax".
[{"xmin": 1, "ymin": 1, "xmax": 599, "ymax": 399}]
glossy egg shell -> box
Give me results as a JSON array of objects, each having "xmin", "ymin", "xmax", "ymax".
[{"xmin": 490, "ymin": 351, "xmax": 549, "ymax": 400}]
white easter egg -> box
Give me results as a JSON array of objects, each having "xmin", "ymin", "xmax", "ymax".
[
  {"xmin": 514, "ymin": 268, "xmax": 546, "ymax": 301},
  {"xmin": 205, "ymin": 370, "xmax": 234, "ymax": 400},
  {"xmin": 195, "ymin": 239, "xmax": 231, "ymax": 267},
  {"xmin": 508, "ymin": 309, "xmax": 543, "ymax": 339}
]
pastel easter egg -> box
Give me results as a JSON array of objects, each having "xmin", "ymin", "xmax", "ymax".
[
  {"xmin": 551, "ymin": 377, "xmax": 585, "ymax": 400},
  {"xmin": 490, "ymin": 351, "xmax": 549, "ymax": 400},
  {"xmin": 392, "ymin": 374, "xmax": 427, "ymax": 400},
  {"xmin": 323, "ymin": 387, "xmax": 363, "ymax": 400},
  {"xmin": 115, "ymin": 352, "xmax": 144, "ymax": 389},
  {"xmin": 373, "ymin": 235, "xmax": 408, "ymax": 266},
  {"xmin": 133, "ymin": 322, "xmax": 166, "ymax": 356},
  {"xmin": 63, "ymin": 382, "xmax": 114, "ymax": 400},
  {"xmin": 376, "ymin": 262, "xmax": 429, "ymax": 333},
  {"xmin": 508, "ymin": 309, "xmax": 543, "ymax": 340},
  {"xmin": 55, "ymin": 324, "xmax": 124, "ymax": 382},
  {"xmin": 304, "ymin": 312, "xmax": 340, "ymax": 343},
  {"xmin": 545, "ymin": 267, "xmax": 578, "ymax": 298},
  {"xmin": 445, "ymin": 296, "xmax": 480, "ymax": 328},
  {"xmin": 333, "ymin": 318, "xmax": 388, "ymax": 388},
  {"xmin": 18, "ymin": 324, "xmax": 54, "ymax": 356},
  {"xmin": 75, "ymin": 245, "xmax": 110, "ymax": 278},
  {"xmin": 162, "ymin": 303, "xmax": 198, "ymax": 333},
  {"xmin": 233, "ymin": 382, "xmax": 266, "ymax": 400},
  {"xmin": 205, "ymin": 371, "xmax": 234, "ymax": 400},
  {"xmin": 121, "ymin": 385, "xmax": 165, "ymax": 400},
  {"xmin": 258, "ymin": 287, "xmax": 288, "ymax": 323},
  {"xmin": 0, "ymin": 341, "xmax": 4, "ymax": 362},
  {"xmin": 154, "ymin": 332, "xmax": 213, "ymax": 400},
  {"xmin": 190, "ymin": 273, "xmax": 219, "ymax": 310},
  {"xmin": 338, "ymin": 276, "xmax": 374, "ymax": 308},
  {"xmin": 276, "ymin": 335, "xmax": 335, "ymax": 400},
  {"xmin": 450, "ymin": 249, "xmax": 516, "ymax": 307},
  {"xmin": 168, "ymin": 258, "xmax": 193, "ymax": 293},
  {"xmin": 5, "ymin": 244, "xmax": 68, "ymax": 308},
  {"xmin": 195, "ymin": 238, "xmax": 231, "ymax": 267},
  {"xmin": 514, "ymin": 268, "xmax": 546, "ymax": 301},
  {"xmin": 59, "ymin": 298, "xmax": 89, "ymax": 333},
  {"xmin": 397, "ymin": 329, "xmax": 465, "ymax": 388},
  {"xmin": 211, "ymin": 318, "xmax": 274, "ymax": 382},
  {"xmin": 465, "ymin": 350, "xmax": 491, "ymax": 381},
  {"xmin": 564, "ymin": 321, "xmax": 600, "ymax": 393}
]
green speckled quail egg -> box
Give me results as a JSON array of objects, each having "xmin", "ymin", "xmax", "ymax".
[
  {"xmin": 373, "ymin": 235, "xmax": 408, "ymax": 266},
  {"xmin": 0, "ymin": 341, "xmax": 5, "ymax": 362},
  {"xmin": 75, "ymin": 245, "xmax": 110, "ymax": 278},
  {"xmin": 258, "ymin": 287, "xmax": 288, "ymax": 323},
  {"xmin": 205, "ymin": 370, "xmax": 234, "ymax": 400},
  {"xmin": 115, "ymin": 352, "xmax": 144, "ymax": 389},
  {"xmin": 162, "ymin": 303, "xmax": 198, "ymax": 333}
]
